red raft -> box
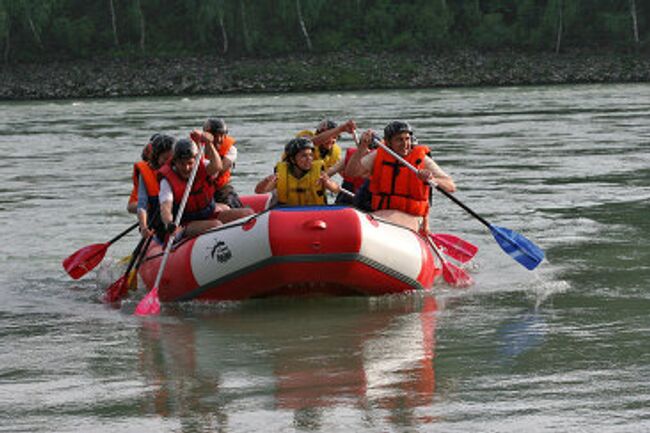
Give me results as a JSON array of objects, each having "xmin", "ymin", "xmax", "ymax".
[{"xmin": 138, "ymin": 196, "xmax": 441, "ymax": 302}]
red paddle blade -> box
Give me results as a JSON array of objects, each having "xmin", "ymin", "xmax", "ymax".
[
  {"xmin": 135, "ymin": 287, "xmax": 160, "ymax": 316},
  {"xmin": 431, "ymin": 233, "xmax": 478, "ymax": 263},
  {"xmin": 104, "ymin": 275, "xmax": 129, "ymax": 303},
  {"xmin": 62, "ymin": 243, "xmax": 108, "ymax": 279},
  {"xmin": 441, "ymin": 262, "xmax": 474, "ymax": 288}
]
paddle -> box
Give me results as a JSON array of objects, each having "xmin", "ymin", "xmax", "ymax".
[
  {"xmin": 423, "ymin": 231, "xmax": 473, "ymax": 287},
  {"xmin": 371, "ymin": 137, "xmax": 545, "ymax": 270},
  {"xmin": 429, "ymin": 233, "xmax": 478, "ymax": 263},
  {"xmin": 63, "ymin": 222, "xmax": 139, "ymax": 279},
  {"xmin": 128, "ymin": 234, "xmax": 154, "ymax": 291},
  {"xmin": 104, "ymin": 234, "xmax": 147, "ymax": 303},
  {"xmin": 134, "ymin": 133, "xmax": 206, "ymax": 316}
]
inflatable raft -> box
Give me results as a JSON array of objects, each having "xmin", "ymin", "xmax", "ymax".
[{"xmin": 138, "ymin": 197, "xmax": 441, "ymax": 302}]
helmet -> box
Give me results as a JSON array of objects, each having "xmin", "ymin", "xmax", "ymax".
[
  {"xmin": 295, "ymin": 129, "xmax": 315, "ymax": 139},
  {"xmin": 316, "ymin": 119, "xmax": 337, "ymax": 134},
  {"xmin": 150, "ymin": 134, "xmax": 176, "ymax": 168},
  {"xmin": 149, "ymin": 133, "xmax": 162, "ymax": 144},
  {"xmin": 173, "ymin": 138, "xmax": 198, "ymax": 161},
  {"xmin": 285, "ymin": 137, "xmax": 314, "ymax": 160},
  {"xmin": 203, "ymin": 118, "xmax": 228, "ymax": 135},
  {"xmin": 384, "ymin": 121, "xmax": 413, "ymax": 141}
]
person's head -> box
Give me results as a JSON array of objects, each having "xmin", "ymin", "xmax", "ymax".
[
  {"xmin": 383, "ymin": 121, "xmax": 414, "ymax": 156},
  {"xmin": 142, "ymin": 133, "xmax": 160, "ymax": 162},
  {"xmin": 172, "ymin": 138, "xmax": 199, "ymax": 179},
  {"xmin": 203, "ymin": 118, "xmax": 228, "ymax": 145},
  {"xmin": 284, "ymin": 137, "xmax": 315, "ymax": 172},
  {"xmin": 315, "ymin": 119, "xmax": 338, "ymax": 150},
  {"xmin": 150, "ymin": 134, "xmax": 175, "ymax": 170}
]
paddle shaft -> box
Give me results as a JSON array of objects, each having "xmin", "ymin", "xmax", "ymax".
[
  {"xmin": 124, "ymin": 235, "xmax": 146, "ymax": 277},
  {"xmin": 108, "ymin": 222, "xmax": 140, "ymax": 245},
  {"xmin": 422, "ymin": 229, "xmax": 472, "ymax": 287},
  {"xmin": 424, "ymin": 231, "xmax": 448, "ymax": 267},
  {"xmin": 133, "ymin": 234, "xmax": 154, "ymax": 272},
  {"xmin": 105, "ymin": 234, "xmax": 147, "ymax": 302}
]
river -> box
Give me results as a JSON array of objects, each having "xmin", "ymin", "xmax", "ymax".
[{"xmin": 1, "ymin": 84, "xmax": 649, "ymax": 432}]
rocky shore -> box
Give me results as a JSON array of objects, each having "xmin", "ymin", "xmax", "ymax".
[{"xmin": 1, "ymin": 49, "xmax": 649, "ymax": 100}]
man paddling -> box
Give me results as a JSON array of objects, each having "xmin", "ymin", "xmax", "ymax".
[
  {"xmin": 158, "ymin": 134, "xmax": 224, "ymax": 239},
  {"xmin": 345, "ymin": 121, "xmax": 456, "ymax": 232}
]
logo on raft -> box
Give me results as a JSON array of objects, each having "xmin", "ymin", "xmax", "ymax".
[{"xmin": 206, "ymin": 239, "xmax": 232, "ymax": 263}]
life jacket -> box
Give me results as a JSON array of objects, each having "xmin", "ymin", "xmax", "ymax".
[
  {"xmin": 314, "ymin": 143, "xmax": 342, "ymax": 171},
  {"xmin": 369, "ymin": 145, "xmax": 431, "ymax": 217},
  {"xmin": 158, "ymin": 160, "xmax": 215, "ymax": 223},
  {"xmin": 212, "ymin": 135, "xmax": 236, "ymax": 190},
  {"xmin": 341, "ymin": 148, "xmax": 366, "ymax": 193},
  {"xmin": 134, "ymin": 161, "xmax": 159, "ymax": 199},
  {"xmin": 275, "ymin": 160, "xmax": 326, "ymax": 206},
  {"xmin": 133, "ymin": 161, "xmax": 162, "ymax": 226}
]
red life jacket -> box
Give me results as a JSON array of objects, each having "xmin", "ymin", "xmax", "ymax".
[
  {"xmin": 369, "ymin": 145, "xmax": 431, "ymax": 217},
  {"xmin": 212, "ymin": 135, "xmax": 236, "ymax": 190},
  {"xmin": 341, "ymin": 148, "xmax": 366, "ymax": 193},
  {"xmin": 158, "ymin": 160, "xmax": 215, "ymax": 221}
]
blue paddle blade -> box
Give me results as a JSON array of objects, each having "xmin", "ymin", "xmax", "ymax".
[{"xmin": 490, "ymin": 225, "xmax": 545, "ymax": 270}]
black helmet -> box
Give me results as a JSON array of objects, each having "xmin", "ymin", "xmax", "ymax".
[
  {"xmin": 316, "ymin": 119, "xmax": 337, "ymax": 134},
  {"xmin": 173, "ymin": 138, "xmax": 198, "ymax": 161},
  {"xmin": 203, "ymin": 118, "xmax": 228, "ymax": 135},
  {"xmin": 285, "ymin": 137, "xmax": 314, "ymax": 160},
  {"xmin": 384, "ymin": 121, "xmax": 413, "ymax": 141}
]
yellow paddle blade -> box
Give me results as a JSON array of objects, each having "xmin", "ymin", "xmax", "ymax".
[
  {"xmin": 127, "ymin": 270, "xmax": 138, "ymax": 291},
  {"xmin": 118, "ymin": 254, "xmax": 132, "ymax": 265}
]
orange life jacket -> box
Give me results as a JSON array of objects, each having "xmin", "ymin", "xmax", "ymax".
[
  {"xmin": 212, "ymin": 135, "xmax": 236, "ymax": 190},
  {"xmin": 369, "ymin": 145, "xmax": 431, "ymax": 217},
  {"xmin": 133, "ymin": 161, "xmax": 160, "ymax": 197},
  {"xmin": 158, "ymin": 160, "xmax": 215, "ymax": 222}
]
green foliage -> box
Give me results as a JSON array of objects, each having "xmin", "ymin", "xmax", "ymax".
[
  {"xmin": 1, "ymin": 0, "xmax": 649, "ymax": 63},
  {"xmin": 51, "ymin": 16, "xmax": 95, "ymax": 57}
]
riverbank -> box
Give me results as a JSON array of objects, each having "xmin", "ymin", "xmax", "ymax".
[{"xmin": 1, "ymin": 49, "xmax": 649, "ymax": 100}]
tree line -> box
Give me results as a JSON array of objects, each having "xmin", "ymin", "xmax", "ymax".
[{"xmin": 0, "ymin": 0, "xmax": 646, "ymax": 64}]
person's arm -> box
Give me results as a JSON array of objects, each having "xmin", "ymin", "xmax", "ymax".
[
  {"xmin": 421, "ymin": 157, "xmax": 456, "ymax": 193},
  {"xmin": 158, "ymin": 179, "xmax": 174, "ymax": 227},
  {"xmin": 255, "ymin": 174, "xmax": 278, "ymax": 193},
  {"xmin": 326, "ymin": 157, "xmax": 345, "ymax": 177},
  {"xmin": 136, "ymin": 176, "xmax": 151, "ymax": 235},
  {"xmin": 194, "ymin": 129, "xmax": 223, "ymax": 177},
  {"xmin": 345, "ymin": 130, "xmax": 374, "ymax": 178},
  {"xmin": 311, "ymin": 119, "xmax": 357, "ymax": 147},
  {"xmin": 127, "ymin": 183, "xmax": 138, "ymax": 214},
  {"xmin": 221, "ymin": 145, "xmax": 236, "ymax": 171},
  {"xmin": 319, "ymin": 173, "xmax": 341, "ymax": 194}
]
